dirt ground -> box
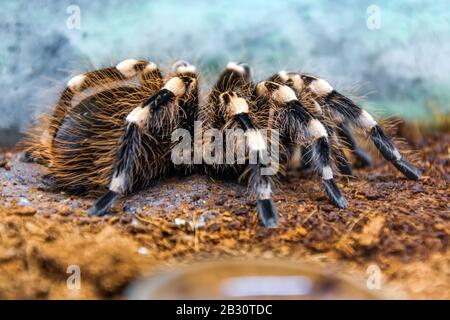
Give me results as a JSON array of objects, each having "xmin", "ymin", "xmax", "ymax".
[{"xmin": 0, "ymin": 132, "xmax": 448, "ymax": 299}]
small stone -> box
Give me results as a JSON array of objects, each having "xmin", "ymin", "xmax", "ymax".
[
  {"xmin": 215, "ymin": 197, "xmax": 226, "ymax": 206},
  {"xmin": 188, "ymin": 216, "xmax": 206, "ymax": 230},
  {"xmin": 18, "ymin": 197, "xmax": 31, "ymax": 206},
  {"xmin": 232, "ymin": 207, "xmax": 248, "ymax": 215},
  {"xmin": 175, "ymin": 218, "xmax": 186, "ymax": 226},
  {"xmin": 137, "ymin": 247, "xmax": 149, "ymax": 255}
]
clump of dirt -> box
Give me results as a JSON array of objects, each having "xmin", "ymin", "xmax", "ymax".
[{"xmin": 0, "ymin": 132, "xmax": 448, "ymax": 299}]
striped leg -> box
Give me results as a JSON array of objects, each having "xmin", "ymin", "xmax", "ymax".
[
  {"xmin": 256, "ymin": 82, "xmax": 346, "ymax": 208},
  {"xmin": 269, "ymin": 71, "xmax": 353, "ymax": 176},
  {"xmin": 88, "ymin": 120, "xmax": 143, "ymax": 216},
  {"xmin": 303, "ymin": 76, "xmax": 421, "ymax": 180},
  {"xmin": 307, "ymin": 118, "xmax": 347, "ymax": 208},
  {"xmin": 313, "ymin": 122, "xmax": 353, "ymax": 176},
  {"xmin": 326, "ymin": 92, "xmax": 421, "ymax": 179},
  {"xmin": 88, "ymin": 76, "xmax": 190, "ymax": 216},
  {"xmin": 253, "ymin": 170, "xmax": 278, "ymax": 228},
  {"xmin": 238, "ymin": 113, "xmax": 277, "ymax": 227},
  {"xmin": 221, "ymin": 92, "xmax": 278, "ymax": 227}
]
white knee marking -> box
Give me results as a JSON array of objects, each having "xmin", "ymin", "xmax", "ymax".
[
  {"xmin": 126, "ymin": 106, "xmax": 149, "ymax": 127},
  {"xmin": 177, "ymin": 64, "xmax": 196, "ymax": 74},
  {"xmin": 67, "ymin": 74, "xmax": 86, "ymax": 91},
  {"xmin": 279, "ymin": 71, "xmax": 304, "ymax": 92},
  {"xmin": 116, "ymin": 59, "xmax": 139, "ymax": 78},
  {"xmin": 393, "ymin": 149, "xmax": 402, "ymax": 161},
  {"xmin": 246, "ymin": 129, "xmax": 266, "ymax": 152},
  {"xmin": 273, "ymin": 85, "xmax": 297, "ymax": 103},
  {"xmin": 109, "ymin": 172, "xmax": 125, "ymax": 193},
  {"xmin": 255, "ymin": 82, "xmax": 269, "ymax": 97},
  {"xmin": 279, "ymin": 70, "xmax": 290, "ymax": 81},
  {"xmin": 358, "ymin": 110, "xmax": 378, "ymax": 129},
  {"xmin": 163, "ymin": 77, "xmax": 186, "ymax": 96},
  {"xmin": 258, "ymin": 182, "xmax": 272, "ymax": 200},
  {"xmin": 308, "ymin": 119, "xmax": 328, "ymax": 139},
  {"xmin": 322, "ymin": 165, "xmax": 334, "ymax": 180},
  {"xmin": 226, "ymin": 62, "xmax": 245, "ymax": 74},
  {"xmin": 172, "ymin": 60, "xmax": 196, "ymax": 74},
  {"xmin": 291, "ymin": 74, "xmax": 304, "ymax": 92},
  {"xmin": 227, "ymin": 96, "xmax": 249, "ymax": 115},
  {"xmin": 144, "ymin": 62, "xmax": 158, "ymax": 73},
  {"xmin": 309, "ymin": 78, "xmax": 333, "ymax": 96}
]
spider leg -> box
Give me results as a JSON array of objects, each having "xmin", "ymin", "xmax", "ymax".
[
  {"xmin": 88, "ymin": 116, "xmax": 145, "ymax": 216},
  {"xmin": 220, "ymin": 90, "xmax": 278, "ymax": 227},
  {"xmin": 254, "ymin": 171, "xmax": 278, "ymax": 228},
  {"xmin": 235, "ymin": 111, "xmax": 278, "ymax": 227},
  {"xmin": 256, "ymin": 82, "xmax": 346, "ymax": 208},
  {"xmin": 204, "ymin": 63, "xmax": 277, "ymax": 227},
  {"xmin": 327, "ymin": 92, "xmax": 421, "ymax": 179},
  {"xmin": 308, "ymin": 119, "xmax": 347, "ymax": 208},
  {"xmin": 304, "ymin": 76, "xmax": 421, "ymax": 180},
  {"xmin": 88, "ymin": 76, "xmax": 190, "ymax": 216},
  {"xmin": 306, "ymin": 121, "xmax": 353, "ymax": 176},
  {"xmin": 269, "ymin": 71, "xmax": 353, "ymax": 176}
]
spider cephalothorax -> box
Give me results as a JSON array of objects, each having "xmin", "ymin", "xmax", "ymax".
[{"xmin": 25, "ymin": 59, "xmax": 421, "ymax": 228}]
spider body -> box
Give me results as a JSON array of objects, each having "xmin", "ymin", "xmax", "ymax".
[{"xmin": 24, "ymin": 59, "xmax": 422, "ymax": 228}]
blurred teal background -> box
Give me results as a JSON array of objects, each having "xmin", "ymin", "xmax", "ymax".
[{"xmin": 0, "ymin": 0, "xmax": 449, "ymax": 145}]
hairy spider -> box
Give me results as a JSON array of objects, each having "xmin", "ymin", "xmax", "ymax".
[{"xmin": 24, "ymin": 59, "xmax": 422, "ymax": 228}]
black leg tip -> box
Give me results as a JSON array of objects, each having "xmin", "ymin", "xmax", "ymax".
[
  {"xmin": 354, "ymin": 148, "xmax": 373, "ymax": 168},
  {"xmin": 394, "ymin": 158, "xmax": 422, "ymax": 180},
  {"xmin": 335, "ymin": 197, "xmax": 347, "ymax": 209},
  {"xmin": 88, "ymin": 190, "xmax": 119, "ymax": 217},
  {"xmin": 87, "ymin": 206, "xmax": 106, "ymax": 217},
  {"xmin": 322, "ymin": 179, "xmax": 347, "ymax": 209},
  {"xmin": 256, "ymin": 199, "xmax": 278, "ymax": 228}
]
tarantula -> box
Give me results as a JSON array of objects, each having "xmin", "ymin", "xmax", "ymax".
[{"xmin": 25, "ymin": 59, "xmax": 421, "ymax": 228}]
